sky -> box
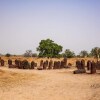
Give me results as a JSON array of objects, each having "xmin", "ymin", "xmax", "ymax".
[{"xmin": 0, "ymin": 0, "xmax": 100, "ymax": 55}]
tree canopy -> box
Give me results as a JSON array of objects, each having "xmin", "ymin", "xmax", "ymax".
[
  {"xmin": 91, "ymin": 47, "xmax": 100, "ymax": 61},
  {"xmin": 5, "ymin": 53, "xmax": 11, "ymax": 57},
  {"xmin": 79, "ymin": 50, "xmax": 88, "ymax": 58},
  {"xmin": 62, "ymin": 49, "xmax": 75, "ymax": 58},
  {"xmin": 37, "ymin": 39, "xmax": 63, "ymax": 58}
]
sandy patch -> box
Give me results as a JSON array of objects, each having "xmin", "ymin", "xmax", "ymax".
[{"xmin": 0, "ymin": 67, "xmax": 100, "ymax": 100}]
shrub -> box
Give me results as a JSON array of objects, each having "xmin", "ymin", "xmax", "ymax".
[{"xmin": 5, "ymin": 53, "xmax": 11, "ymax": 57}]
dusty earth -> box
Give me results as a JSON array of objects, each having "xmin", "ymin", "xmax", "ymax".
[{"xmin": 0, "ymin": 67, "xmax": 100, "ymax": 100}]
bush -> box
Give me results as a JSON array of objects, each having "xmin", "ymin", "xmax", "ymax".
[
  {"xmin": 5, "ymin": 53, "xmax": 11, "ymax": 57},
  {"xmin": 32, "ymin": 53, "xmax": 38, "ymax": 57}
]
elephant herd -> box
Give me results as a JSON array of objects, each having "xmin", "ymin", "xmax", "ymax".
[{"xmin": 0, "ymin": 57, "xmax": 100, "ymax": 74}]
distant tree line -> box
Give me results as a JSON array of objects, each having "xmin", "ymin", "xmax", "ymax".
[
  {"xmin": 1, "ymin": 39, "xmax": 100, "ymax": 60},
  {"xmin": 36, "ymin": 39, "xmax": 100, "ymax": 59}
]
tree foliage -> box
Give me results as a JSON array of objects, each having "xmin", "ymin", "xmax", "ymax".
[
  {"xmin": 62, "ymin": 49, "xmax": 75, "ymax": 58},
  {"xmin": 5, "ymin": 53, "xmax": 11, "ymax": 57},
  {"xmin": 32, "ymin": 53, "xmax": 38, "ymax": 57},
  {"xmin": 37, "ymin": 39, "xmax": 63, "ymax": 58},
  {"xmin": 79, "ymin": 50, "xmax": 88, "ymax": 58},
  {"xmin": 91, "ymin": 47, "xmax": 100, "ymax": 61}
]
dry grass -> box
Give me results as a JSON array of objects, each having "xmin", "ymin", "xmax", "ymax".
[
  {"xmin": 0, "ymin": 57, "xmax": 100, "ymax": 100},
  {"xmin": 0, "ymin": 67, "xmax": 100, "ymax": 100},
  {"xmin": 0, "ymin": 68, "xmax": 40, "ymax": 92},
  {"xmin": 1, "ymin": 56, "xmax": 99, "ymax": 66}
]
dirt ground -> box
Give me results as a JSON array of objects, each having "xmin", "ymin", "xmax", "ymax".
[{"xmin": 0, "ymin": 67, "xmax": 100, "ymax": 100}]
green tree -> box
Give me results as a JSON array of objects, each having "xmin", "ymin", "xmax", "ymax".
[
  {"xmin": 79, "ymin": 50, "xmax": 88, "ymax": 58},
  {"xmin": 37, "ymin": 39, "xmax": 63, "ymax": 58},
  {"xmin": 91, "ymin": 47, "xmax": 100, "ymax": 61},
  {"xmin": 62, "ymin": 49, "xmax": 75, "ymax": 58}
]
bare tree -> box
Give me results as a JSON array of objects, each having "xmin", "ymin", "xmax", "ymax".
[{"xmin": 24, "ymin": 50, "xmax": 32, "ymax": 57}]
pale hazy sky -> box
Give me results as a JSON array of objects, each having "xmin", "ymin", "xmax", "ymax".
[{"xmin": 0, "ymin": 0, "xmax": 100, "ymax": 55}]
